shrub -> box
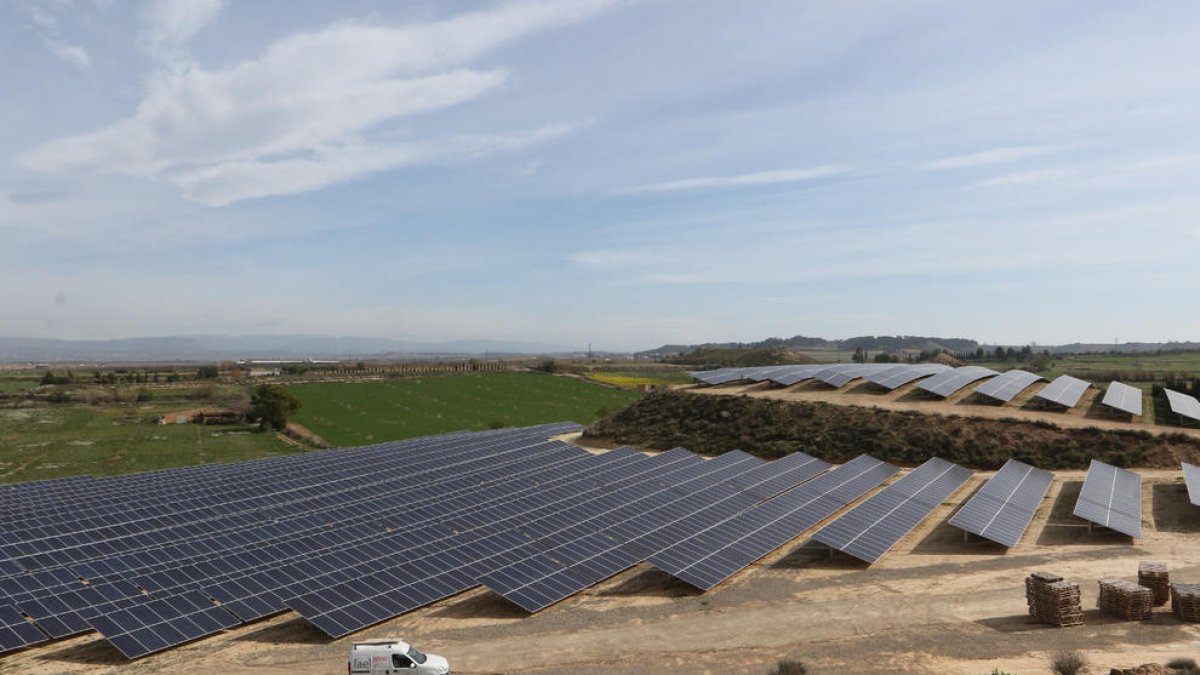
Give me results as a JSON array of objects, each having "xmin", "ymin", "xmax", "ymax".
[
  {"xmin": 1050, "ymin": 650, "xmax": 1086, "ymax": 675},
  {"xmin": 768, "ymin": 660, "xmax": 808, "ymax": 675},
  {"xmin": 1167, "ymin": 657, "xmax": 1198, "ymax": 670}
]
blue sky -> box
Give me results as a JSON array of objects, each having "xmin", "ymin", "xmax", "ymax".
[{"xmin": 4, "ymin": 0, "xmax": 1200, "ymax": 351}]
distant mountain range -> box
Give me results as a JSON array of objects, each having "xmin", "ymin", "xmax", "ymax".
[
  {"xmin": 638, "ymin": 334, "xmax": 980, "ymax": 357},
  {"xmin": 1045, "ymin": 341, "xmax": 1200, "ymax": 354},
  {"xmin": 0, "ymin": 335, "xmax": 579, "ymax": 363},
  {"xmin": 639, "ymin": 335, "xmax": 1200, "ymax": 358}
]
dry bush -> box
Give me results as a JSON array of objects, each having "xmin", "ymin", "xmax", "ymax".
[{"xmin": 1050, "ymin": 650, "xmax": 1086, "ymax": 675}]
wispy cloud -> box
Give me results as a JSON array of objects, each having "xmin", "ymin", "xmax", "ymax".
[
  {"xmin": 22, "ymin": 0, "xmax": 622, "ymax": 205},
  {"xmin": 23, "ymin": 5, "xmax": 91, "ymax": 69},
  {"xmin": 920, "ymin": 145, "xmax": 1062, "ymax": 171},
  {"xmin": 969, "ymin": 167, "xmax": 1078, "ymax": 188},
  {"xmin": 175, "ymin": 123, "xmax": 578, "ymax": 206},
  {"xmin": 617, "ymin": 165, "xmax": 854, "ymax": 194},
  {"xmin": 139, "ymin": 0, "xmax": 225, "ymax": 58}
]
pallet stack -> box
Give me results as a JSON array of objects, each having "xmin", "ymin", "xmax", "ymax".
[
  {"xmin": 1097, "ymin": 578, "xmax": 1154, "ymax": 620},
  {"xmin": 1026, "ymin": 572, "xmax": 1084, "ymax": 627},
  {"xmin": 1171, "ymin": 583, "xmax": 1200, "ymax": 622},
  {"xmin": 1138, "ymin": 561, "xmax": 1170, "ymax": 607}
]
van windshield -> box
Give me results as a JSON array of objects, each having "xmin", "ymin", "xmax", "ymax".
[{"xmin": 407, "ymin": 646, "xmax": 427, "ymax": 665}]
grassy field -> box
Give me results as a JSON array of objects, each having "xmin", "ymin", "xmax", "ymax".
[
  {"xmin": 0, "ymin": 405, "xmax": 296, "ymax": 484},
  {"xmin": 0, "ymin": 380, "xmax": 38, "ymax": 393},
  {"xmin": 976, "ymin": 352, "xmax": 1200, "ymax": 380},
  {"xmin": 290, "ymin": 372, "xmax": 641, "ymax": 447},
  {"xmin": 585, "ymin": 370, "xmax": 694, "ymax": 387}
]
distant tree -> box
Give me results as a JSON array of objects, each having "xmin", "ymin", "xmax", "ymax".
[
  {"xmin": 249, "ymin": 384, "xmax": 300, "ymax": 431},
  {"xmin": 994, "ymin": 346, "xmax": 1008, "ymax": 361},
  {"xmin": 535, "ymin": 359, "xmax": 560, "ymax": 373},
  {"xmin": 355, "ymin": 361, "xmax": 366, "ymax": 370},
  {"xmin": 197, "ymin": 365, "xmax": 219, "ymax": 379},
  {"xmin": 852, "ymin": 347, "xmax": 867, "ymax": 363},
  {"xmin": 1030, "ymin": 352, "xmax": 1054, "ymax": 372},
  {"xmin": 40, "ymin": 371, "xmax": 71, "ymax": 385},
  {"xmin": 974, "ymin": 347, "xmax": 985, "ymax": 360}
]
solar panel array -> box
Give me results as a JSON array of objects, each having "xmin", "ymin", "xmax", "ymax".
[
  {"xmin": 475, "ymin": 450, "xmax": 834, "ymax": 610},
  {"xmin": 647, "ymin": 454, "xmax": 899, "ymax": 589},
  {"xmin": 1073, "ymin": 460, "xmax": 1142, "ymax": 538},
  {"xmin": 0, "ymin": 423, "xmax": 586, "ymax": 657},
  {"xmin": 972, "ymin": 370, "xmax": 1045, "ymax": 403},
  {"xmin": 811, "ymin": 457, "xmax": 975, "ymax": 563},
  {"xmin": 916, "ymin": 366, "xmax": 1000, "ymax": 398},
  {"xmin": 1182, "ymin": 463, "xmax": 1200, "ymax": 507},
  {"xmin": 1101, "ymin": 381, "xmax": 1143, "ymax": 417},
  {"xmin": 1035, "ymin": 374, "xmax": 1091, "ymax": 409},
  {"xmin": 1165, "ymin": 389, "xmax": 1200, "ymax": 424},
  {"xmin": 1, "ymin": 423, "xmax": 899, "ymax": 658},
  {"xmin": 865, "ymin": 363, "xmax": 951, "ymax": 390},
  {"xmin": 947, "ymin": 460, "xmax": 1053, "ymax": 548}
]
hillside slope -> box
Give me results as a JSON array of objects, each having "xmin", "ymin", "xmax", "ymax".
[{"xmin": 585, "ymin": 389, "xmax": 1200, "ymax": 469}]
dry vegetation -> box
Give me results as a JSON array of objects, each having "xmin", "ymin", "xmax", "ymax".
[{"xmin": 585, "ymin": 390, "xmax": 1200, "ymax": 469}]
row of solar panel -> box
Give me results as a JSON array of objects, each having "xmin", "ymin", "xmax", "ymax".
[
  {"xmin": 0, "ymin": 424, "xmax": 1181, "ymax": 659},
  {"xmin": 690, "ymin": 365, "xmax": 1152, "ymax": 416},
  {"xmin": 0, "ymin": 423, "xmax": 939, "ymax": 657}
]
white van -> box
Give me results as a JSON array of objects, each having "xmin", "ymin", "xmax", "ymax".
[{"xmin": 348, "ymin": 638, "xmax": 450, "ymax": 675}]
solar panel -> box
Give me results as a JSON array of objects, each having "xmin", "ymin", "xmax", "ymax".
[
  {"xmin": 818, "ymin": 364, "xmax": 897, "ymax": 388},
  {"xmin": 1073, "ymin": 460, "xmax": 1141, "ymax": 538},
  {"xmin": 972, "ymin": 370, "xmax": 1045, "ymax": 403},
  {"xmin": 1101, "ymin": 381, "xmax": 1143, "ymax": 417},
  {"xmin": 1183, "ymin": 463, "xmax": 1200, "ymax": 507},
  {"xmin": 1165, "ymin": 389, "xmax": 1200, "ymax": 424},
  {"xmin": 87, "ymin": 591, "xmax": 240, "ymax": 659},
  {"xmin": 916, "ymin": 366, "xmax": 1000, "ymax": 398},
  {"xmin": 769, "ymin": 365, "xmax": 829, "ymax": 387},
  {"xmin": 811, "ymin": 457, "xmax": 974, "ymax": 563},
  {"xmin": 648, "ymin": 455, "xmax": 899, "ymax": 589},
  {"xmin": 947, "ymin": 459, "xmax": 1053, "ymax": 547},
  {"xmin": 0, "ymin": 604, "xmax": 46, "ymax": 653},
  {"xmin": 1034, "ymin": 375, "xmax": 1091, "ymax": 409},
  {"xmin": 866, "ymin": 363, "xmax": 951, "ymax": 390}
]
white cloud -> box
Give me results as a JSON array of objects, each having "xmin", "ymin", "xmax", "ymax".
[
  {"xmin": 23, "ymin": 0, "xmax": 621, "ymax": 204},
  {"xmin": 140, "ymin": 0, "xmax": 225, "ymax": 56},
  {"xmin": 970, "ymin": 167, "xmax": 1077, "ymax": 188},
  {"xmin": 618, "ymin": 165, "xmax": 854, "ymax": 194},
  {"xmin": 176, "ymin": 123, "xmax": 578, "ymax": 206},
  {"xmin": 24, "ymin": 5, "xmax": 92, "ymax": 69},
  {"xmin": 920, "ymin": 145, "xmax": 1062, "ymax": 170}
]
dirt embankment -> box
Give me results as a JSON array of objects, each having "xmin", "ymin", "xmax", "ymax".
[{"xmin": 585, "ymin": 390, "xmax": 1200, "ymax": 469}]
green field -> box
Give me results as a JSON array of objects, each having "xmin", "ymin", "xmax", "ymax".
[
  {"xmin": 0, "ymin": 406, "xmax": 296, "ymax": 484},
  {"xmin": 584, "ymin": 370, "xmax": 694, "ymax": 387},
  {"xmin": 976, "ymin": 352, "xmax": 1200, "ymax": 380},
  {"xmin": 290, "ymin": 372, "xmax": 641, "ymax": 447}
]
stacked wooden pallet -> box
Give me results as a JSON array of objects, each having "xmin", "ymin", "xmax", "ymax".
[
  {"xmin": 1026, "ymin": 572, "xmax": 1083, "ymax": 626},
  {"xmin": 1138, "ymin": 561, "xmax": 1170, "ymax": 607},
  {"xmin": 1171, "ymin": 583, "xmax": 1200, "ymax": 622},
  {"xmin": 1098, "ymin": 578, "xmax": 1154, "ymax": 620}
]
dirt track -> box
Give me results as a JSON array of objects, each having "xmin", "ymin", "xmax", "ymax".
[{"xmin": 5, "ymin": 464, "xmax": 1200, "ymax": 675}]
